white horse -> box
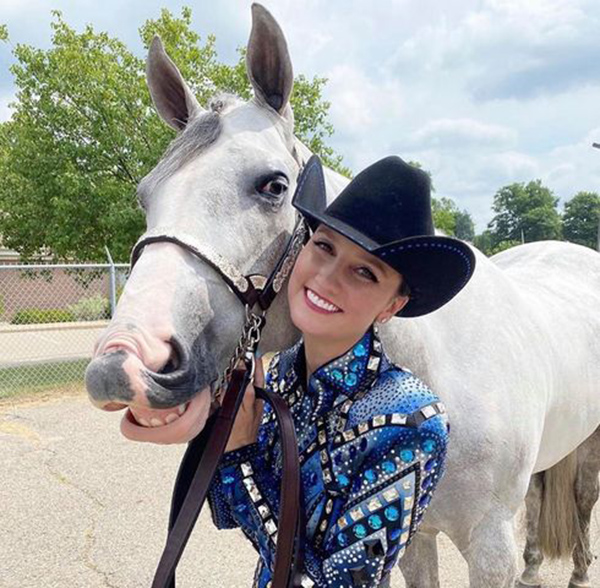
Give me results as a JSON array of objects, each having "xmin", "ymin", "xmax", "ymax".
[{"xmin": 85, "ymin": 5, "xmax": 600, "ymax": 587}]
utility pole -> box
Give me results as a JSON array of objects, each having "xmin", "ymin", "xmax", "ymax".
[{"xmin": 596, "ymin": 144, "xmax": 600, "ymax": 250}]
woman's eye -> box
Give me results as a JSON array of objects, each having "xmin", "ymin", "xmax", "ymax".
[
  {"xmin": 314, "ymin": 240, "xmax": 333, "ymax": 253},
  {"xmin": 357, "ymin": 267, "xmax": 378, "ymax": 282}
]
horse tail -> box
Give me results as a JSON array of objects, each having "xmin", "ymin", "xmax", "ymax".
[{"xmin": 538, "ymin": 449, "xmax": 582, "ymax": 559}]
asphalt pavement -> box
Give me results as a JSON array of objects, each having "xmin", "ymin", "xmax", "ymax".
[{"xmin": 1, "ymin": 392, "xmax": 599, "ymax": 588}]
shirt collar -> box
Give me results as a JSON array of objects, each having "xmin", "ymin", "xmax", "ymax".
[{"xmin": 292, "ymin": 325, "xmax": 386, "ymax": 415}]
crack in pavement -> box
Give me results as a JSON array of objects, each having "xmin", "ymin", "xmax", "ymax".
[
  {"xmin": 43, "ymin": 450, "xmax": 122, "ymax": 588},
  {"xmin": 4, "ymin": 401, "xmax": 122, "ymax": 587},
  {"xmin": 82, "ymin": 515, "xmax": 121, "ymax": 588}
]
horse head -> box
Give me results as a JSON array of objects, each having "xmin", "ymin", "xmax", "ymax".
[{"xmin": 85, "ymin": 5, "xmax": 343, "ymax": 434}]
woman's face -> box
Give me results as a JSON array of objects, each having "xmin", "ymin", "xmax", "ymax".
[{"xmin": 287, "ymin": 224, "xmax": 409, "ymax": 343}]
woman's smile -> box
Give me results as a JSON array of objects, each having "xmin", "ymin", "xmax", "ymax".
[{"xmin": 304, "ymin": 287, "xmax": 343, "ymax": 314}]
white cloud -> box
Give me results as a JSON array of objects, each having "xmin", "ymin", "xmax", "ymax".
[
  {"xmin": 324, "ymin": 64, "xmax": 404, "ymax": 137},
  {"xmin": 387, "ymin": 0, "xmax": 600, "ymax": 100},
  {"xmin": 0, "ymin": 92, "xmax": 13, "ymax": 122},
  {"xmin": 411, "ymin": 118, "xmax": 517, "ymax": 150},
  {"xmin": 0, "ymin": 0, "xmax": 47, "ymax": 17},
  {"xmin": 543, "ymin": 127, "xmax": 600, "ymax": 207},
  {"xmin": 479, "ymin": 151, "xmax": 540, "ymax": 181}
]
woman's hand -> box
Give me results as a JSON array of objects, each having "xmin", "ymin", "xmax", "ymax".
[{"xmin": 225, "ymin": 355, "xmax": 265, "ymax": 452}]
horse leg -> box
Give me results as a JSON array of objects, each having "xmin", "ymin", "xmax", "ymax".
[
  {"xmin": 517, "ymin": 472, "xmax": 545, "ymax": 588},
  {"xmin": 568, "ymin": 428, "xmax": 600, "ymax": 588},
  {"xmin": 397, "ymin": 529, "xmax": 440, "ymax": 588},
  {"xmin": 460, "ymin": 509, "xmax": 518, "ymax": 588}
]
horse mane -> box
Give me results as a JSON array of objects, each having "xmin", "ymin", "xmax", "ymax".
[{"xmin": 138, "ymin": 93, "xmax": 240, "ymax": 198}]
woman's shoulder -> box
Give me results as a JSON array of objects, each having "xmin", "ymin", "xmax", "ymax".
[{"xmin": 347, "ymin": 361, "xmax": 445, "ymax": 427}]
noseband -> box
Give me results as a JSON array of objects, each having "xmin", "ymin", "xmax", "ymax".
[{"xmin": 130, "ymin": 214, "xmax": 308, "ymax": 312}]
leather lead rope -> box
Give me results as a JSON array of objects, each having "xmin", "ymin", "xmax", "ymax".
[
  {"xmin": 151, "ymin": 365, "xmax": 251, "ymax": 588},
  {"xmin": 151, "ymin": 360, "xmax": 304, "ymax": 588},
  {"xmin": 255, "ymin": 386, "xmax": 305, "ymax": 587}
]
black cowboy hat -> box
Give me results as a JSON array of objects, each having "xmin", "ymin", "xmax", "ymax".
[{"xmin": 292, "ymin": 155, "xmax": 476, "ymax": 317}]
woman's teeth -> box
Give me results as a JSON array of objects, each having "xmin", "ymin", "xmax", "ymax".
[
  {"xmin": 131, "ymin": 402, "xmax": 188, "ymax": 427},
  {"xmin": 306, "ymin": 288, "xmax": 340, "ymax": 312}
]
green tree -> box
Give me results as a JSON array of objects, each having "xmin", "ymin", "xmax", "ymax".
[
  {"xmin": 473, "ymin": 230, "xmax": 521, "ymax": 256},
  {"xmin": 0, "ymin": 8, "xmax": 348, "ymax": 262},
  {"xmin": 473, "ymin": 229, "xmax": 493, "ymax": 255},
  {"xmin": 454, "ymin": 210, "xmax": 475, "ymax": 241},
  {"xmin": 429, "ymin": 196, "xmax": 475, "ymax": 241},
  {"xmin": 488, "ymin": 239, "xmax": 521, "ymax": 256},
  {"xmin": 562, "ymin": 191, "xmax": 600, "ymax": 250},
  {"xmin": 431, "ymin": 197, "xmax": 458, "ymax": 235},
  {"xmin": 487, "ymin": 180, "xmax": 562, "ymax": 247}
]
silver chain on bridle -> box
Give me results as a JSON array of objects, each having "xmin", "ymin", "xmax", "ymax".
[
  {"xmin": 213, "ymin": 305, "xmax": 265, "ymax": 405},
  {"xmin": 213, "ymin": 213, "xmax": 308, "ymax": 403}
]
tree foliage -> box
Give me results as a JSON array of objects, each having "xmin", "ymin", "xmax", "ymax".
[
  {"xmin": 430, "ymin": 196, "xmax": 475, "ymax": 241},
  {"xmin": 454, "ymin": 209, "xmax": 475, "ymax": 241},
  {"xmin": 562, "ymin": 191, "xmax": 600, "ymax": 250},
  {"xmin": 0, "ymin": 8, "xmax": 349, "ymax": 262},
  {"xmin": 487, "ymin": 180, "xmax": 562, "ymax": 247},
  {"xmin": 431, "ymin": 197, "xmax": 457, "ymax": 235}
]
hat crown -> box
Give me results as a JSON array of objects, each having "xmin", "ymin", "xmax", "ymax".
[{"xmin": 326, "ymin": 156, "xmax": 434, "ymax": 244}]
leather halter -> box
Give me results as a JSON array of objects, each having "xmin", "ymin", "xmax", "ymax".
[{"xmin": 130, "ymin": 211, "xmax": 308, "ymax": 312}]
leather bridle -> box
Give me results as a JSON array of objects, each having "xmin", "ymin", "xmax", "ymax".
[{"xmin": 129, "ymin": 175, "xmax": 310, "ymax": 587}]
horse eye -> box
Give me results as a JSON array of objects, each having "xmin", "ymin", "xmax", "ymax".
[{"xmin": 259, "ymin": 176, "xmax": 289, "ymax": 198}]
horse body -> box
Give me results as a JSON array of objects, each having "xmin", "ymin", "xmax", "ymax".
[
  {"xmin": 85, "ymin": 5, "xmax": 600, "ymax": 587},
  {"xmin": 391, "ymin": 241, "xmax": 600, "ymax": 586},
  {"xmin": 491, "ymin": 241, "xmax": 600, "ymax": 471}
]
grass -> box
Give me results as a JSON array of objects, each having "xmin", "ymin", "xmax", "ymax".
[{"xmin": 0, "ymin": 358, "xmax": 89, "ymax": 402}]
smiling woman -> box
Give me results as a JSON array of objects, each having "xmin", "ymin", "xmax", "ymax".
[
  {"xmin": 202, "ymin": 155, "xmax": 475, "ymax": 588},
  {"xmin": 286, "ymin": 224, "xmax": 408, "ymax": 374}
]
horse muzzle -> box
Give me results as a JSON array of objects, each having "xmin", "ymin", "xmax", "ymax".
[{"xmin": 85, "ymin": 334, "xmax": 200, "ymax": 411}]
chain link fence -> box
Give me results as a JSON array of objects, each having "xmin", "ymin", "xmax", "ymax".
[{"xmin": 0, "ymin": 262, "xmax": 129, "ymax": 400}]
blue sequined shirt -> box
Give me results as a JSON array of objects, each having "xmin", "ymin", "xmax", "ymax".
[{"xmin": 208, "ymin": 326, "xmax": 449, "ymax": 588}]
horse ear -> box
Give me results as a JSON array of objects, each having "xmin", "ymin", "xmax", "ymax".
[
  {"xmin": 146, "ymin": 36, "xmax": 203, "ymax": 131},
  {"xmin": 246, "ymin": 4, "xmax": 294, "ymax": 115}
]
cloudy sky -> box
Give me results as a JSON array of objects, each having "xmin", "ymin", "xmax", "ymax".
[{"xmin": 1, "ymin": 0, "xmax": 599, "ymax": 232}]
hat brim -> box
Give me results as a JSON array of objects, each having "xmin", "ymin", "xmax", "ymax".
[{"xmin": 376, "ymin": 235, "xmax": 476, "ymax": 317}]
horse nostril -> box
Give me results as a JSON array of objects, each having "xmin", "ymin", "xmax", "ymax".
[
  {"xmin": 160, "ymin": 352, "xmax": 179, "ymax": 374},
  {"xmin": 158, "ymin": 340, "xmax": 182, "ymax": 374},
  {"xmin": 89, "ymin": 399, "xmax": 128, "ymax": 411}
]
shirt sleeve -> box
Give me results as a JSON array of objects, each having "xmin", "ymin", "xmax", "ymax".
[
  {"xmin": 207, "ymin": 355, "xmax": 279, "ymax": 531},
  {"xmin": 316, "ymin": 398, "xmax": 449, "ymax": 586},
  {"xmin": 206, "ymin": 441, "xmax": 267, "ymax": 530}
]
